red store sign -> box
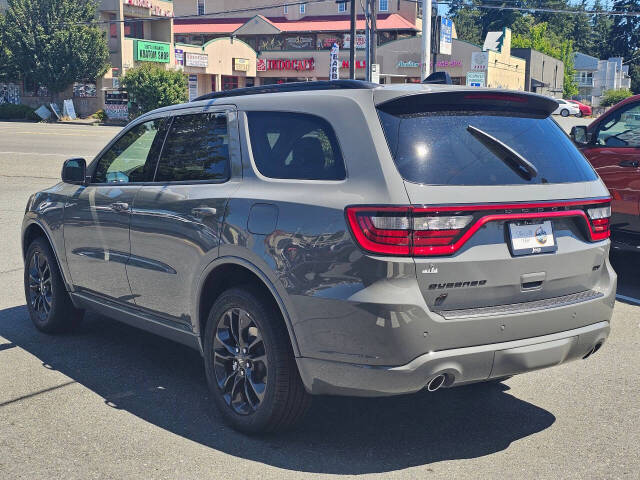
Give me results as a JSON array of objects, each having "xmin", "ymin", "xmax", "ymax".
[
  {"xmin": 263, "ymin": 58, "xmax": 315, "ymax": 71},
  {"xmin": 340, "ymin": 60, "xmax": 367, "ymax": 69}
]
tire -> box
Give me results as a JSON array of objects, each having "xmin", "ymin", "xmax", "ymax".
[
  {"xmin": 561, "ymin": 109, "xmax": 569, "ymax": 117},
  {"xmin": 203, "ymin": 287, "xmax": 311, "ymax": 433},
  {"xmin": 24, "ymin": 237, "xmax": 83, "ymax": 333},
  {"xmin": 576, "ymin": 110, "xmax": 583, "ymax": 117}
]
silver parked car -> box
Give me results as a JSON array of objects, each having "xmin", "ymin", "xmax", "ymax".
[{"xmin": 22, "ymin": 81, "xmax": 615, "ymax": 433}]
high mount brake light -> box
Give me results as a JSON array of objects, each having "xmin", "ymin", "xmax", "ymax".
[{"xmin": 346, "ymin": 200, "xmax": 611, "ymax": 257}]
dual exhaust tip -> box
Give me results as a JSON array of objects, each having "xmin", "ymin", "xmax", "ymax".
[
  {"xmin": 583, "ymin": 341, "xmax": 603, "ymax": 360},
  {"xmin": 426, "ymin": 374, "xmax": 447, "ymax": 392}
]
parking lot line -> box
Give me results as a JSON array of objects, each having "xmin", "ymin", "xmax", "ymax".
[{"xmin": 615, "ymin": 294, "xmax": 640, "ymax": 306}]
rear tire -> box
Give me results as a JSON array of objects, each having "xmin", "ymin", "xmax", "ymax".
[
  {"xmin": 204, "ymin": 287, "xmax": 311, "ymax": 433},
  {"xmin": 24, "ymin": 238, "xmax": 83, "ymax": 333},
  {"xmin": 561, "ymin": 109, "xmax": 569, "ymax": 117},
  {"xmin": 576, "ymin": 110, "xmax": 583, "ymax": 117}
]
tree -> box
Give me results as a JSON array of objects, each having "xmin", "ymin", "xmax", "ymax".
[
  {"xmin": 610, "ymin": 0, "xmax": 640, "ymax": 92},
  {"xmin": 3, "ymin": 0, "xmax": 109, "ymax": 96},
  {"xmin": 0, "ymin": 13, "xmax": 15, "ymax": 82},
  {"xmin": 121, "ymin": 64, "xmax": 188, "ymax": 119},
  {"xmin": 600, "ymin": 88, "xmax": 633, "ymax": 106},
  {"xmin": 512, "ymin": 22, "xmax": 578, "ymax": 97}
]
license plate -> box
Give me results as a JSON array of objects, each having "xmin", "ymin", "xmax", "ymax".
[{"xmin": 508, "ymin": 220, "xmax": 557, "ymax": 256}]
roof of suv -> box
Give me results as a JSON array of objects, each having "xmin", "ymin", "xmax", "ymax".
[{"xmin": 138, "ymin": 80, "xmax": 559, "ymax": 120}]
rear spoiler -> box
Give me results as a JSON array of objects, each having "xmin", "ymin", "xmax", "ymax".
[{"xmin": 375, "ymin": 89, "xmax": 559, "ymax": 118}]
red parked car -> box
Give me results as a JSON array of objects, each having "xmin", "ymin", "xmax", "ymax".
[
  {"xmin": 571, "ymin": 94, "xmax": 640, "ymax": 249},
  {"xmin": 567, "ymin": 99, "xmax": 592, "ymax": 117}
]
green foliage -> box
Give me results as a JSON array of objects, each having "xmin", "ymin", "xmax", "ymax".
[
  {"xmin": 0, "ymin": 103, "xmax": 39, "ymax": 121},
  {"xmin": 0, "ymin": 13, "xmax": 16, "ymax": 81},
  {"xmin": 92, "ymin": 109, "xmax": 108, "ymax": 122},
  {"xmin": 121, "ymin": 64, "xmax": 188, "ymax": 119},
  {"xmin": 3, "ymin": 0, "xmax": 109, "ymax": 94},
  {"xmin": 512, "ymin": 23, "xmax": 578, "ymax": 97},
  {"xmin": 600, "ymin": 88, "xmax": 634, "ymax": 107},
  {"xmin": 610, "ymin": 0, "xmax": 640, "ymax": 93}
]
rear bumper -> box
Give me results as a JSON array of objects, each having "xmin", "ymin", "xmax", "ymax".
[{"xmin": 297, "ymin": 320, "xmax": 610, "ymax": 397}]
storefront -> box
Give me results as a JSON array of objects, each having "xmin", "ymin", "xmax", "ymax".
[
  {"xmin": 376, "ymin": 36, "xmax": 481, "ymax": 84},
  {"xmin": 176, "ymin": 37, "xmax": 258, "ymax": 96},
  {"xmin": 256, "ymin": 50, "xmax": 370, "ymax": 83}
]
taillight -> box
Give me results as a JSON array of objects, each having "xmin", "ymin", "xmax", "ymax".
[
  {"xmin": 587, "ymin": 205, "xmax": 611, "ymax": 240},
  {"xmin": 346, "ymin": 207, "xmax": 473, "ymax": 256},
  {"xmin": 346, "ymin": 199, "xmax": 611, "ymax": 257}
]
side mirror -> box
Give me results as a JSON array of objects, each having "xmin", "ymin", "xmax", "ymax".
[
  {"xmin": 61, "ymin": 158, "xmax": 87, "ymax": 185},
  {"xmin": 570, "ymin": 125, "xmax": 591, "ymax": 146}
]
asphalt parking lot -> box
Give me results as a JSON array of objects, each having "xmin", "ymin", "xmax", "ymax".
[{"xmin": 0, "ymin": 119, "xmax": 638, "ymax": 479}]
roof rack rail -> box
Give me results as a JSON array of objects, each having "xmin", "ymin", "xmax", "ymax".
[{"xmin": 193, "ymin": 80, "xmax": 379, "ymax": 101}]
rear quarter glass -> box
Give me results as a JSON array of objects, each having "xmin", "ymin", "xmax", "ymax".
[{"xmin": 377, "ymin": 108, "xmax": 598, "ymax": 186}]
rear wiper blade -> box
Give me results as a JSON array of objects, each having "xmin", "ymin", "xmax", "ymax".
[{"xmin": 467, "ymin": 125, "xmax": 538, "ymax": 181}]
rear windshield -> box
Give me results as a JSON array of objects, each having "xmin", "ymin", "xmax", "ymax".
[{"xmin": 377, "ymin": 109, "xmax": 598, "ymax": 186}]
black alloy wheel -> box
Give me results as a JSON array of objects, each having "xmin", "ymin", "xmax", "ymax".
[
  {"xmin": 27, "ymin": 250, "xmax": 52, "ymax": 321},
  {"xmin": 213, "ymin": 307, "xmax": 268, "ymax": 415}
]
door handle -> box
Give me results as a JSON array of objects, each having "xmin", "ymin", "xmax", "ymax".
[
  {"xmin": 109, "ymin": 202, "xmax": 129, "ymax": 212},
  {"xmin": 618, "ymin": 160, "xmax": 639, "ymax": 168},
  {"xmin": 191, "ymin": 207, "xmax": 217, "ymax": 218}
]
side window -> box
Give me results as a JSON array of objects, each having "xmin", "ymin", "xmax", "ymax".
[
  {"xmin": 93, "ymin": 119, "xmax": 164, "ymax": 184},
  {"xmin": 596, "ymin": 103, "xmax": 640, "ymax": 148},
  {"xmin": 247, "ymin": 112, "xmax": 346, "ymax": 180},
  {"xmin": 154, "ymin": 112, "xmax": 230, "ymax": 182}
]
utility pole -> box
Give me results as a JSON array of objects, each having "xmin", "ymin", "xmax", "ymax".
[
  {"xmin": 350, "ymin": 0, "xmax": 356, "ymax": 79},
  {"xmin": 421, "ymin": 0, "xmax": 432, "ymax": 80},
  {"xmin": 370, "ymin": 0, "xmax": 376, "ymax": 82},
  {"xmin": 365, "ymin": 0, "xmax": 370, "ymax": 82}
]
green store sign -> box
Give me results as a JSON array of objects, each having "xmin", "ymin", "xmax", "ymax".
[{"xmin": 135, "ymin": 40, "xmax": 170, "ymax": 63}]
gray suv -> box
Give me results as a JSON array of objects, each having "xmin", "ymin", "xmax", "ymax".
[{"xmin": 22, "ymin": 81, "xmax": 616, "ymax": 433}]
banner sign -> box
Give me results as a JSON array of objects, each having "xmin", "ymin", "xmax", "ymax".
[
  {"xmin": 135, "ymin": 40, "xmax": 170, "ymax": 63},
  {"xmin": 185, "ymin": 53, "xmax": 208, "ymax": 68},
  {"xmin": 105, "ymin": 104, "xmax": 129, "ymax": 120},
  {"xmin": 175, "ymin": 49, "xmax": 184, "ymax": 66},
  {"xmin": 343, "ymin": 34, "xmax": 366, "ymax": 49},
  {"xmin": 188, "ymin": 74, "xmax": 198, "ymax": 102},
  {"xmin": 329, "ymin": 43, "xmax": 339, "ymax": 81},
  {"xmin": 439, "ymin": 17, "xmax": 453, "ymax": 56}
]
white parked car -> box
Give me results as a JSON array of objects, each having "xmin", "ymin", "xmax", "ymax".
[{"xmin": 553, "ymin": 99, "xmax": 581, "ymax": 117}]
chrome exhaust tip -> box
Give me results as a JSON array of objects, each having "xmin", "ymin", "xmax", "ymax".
[{"xmin": 426, "ymin": 374, "xmax": 447, "ymax": 392}]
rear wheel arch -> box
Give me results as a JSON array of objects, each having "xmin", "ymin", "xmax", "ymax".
[{"xmin": 196, "ymin": 258, "xmax": 300, "ymax": 356}]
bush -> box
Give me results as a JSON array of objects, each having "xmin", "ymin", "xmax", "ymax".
[
  {"xmin": 93, "ymin": 109, "xmax": 107, "ymax": 122},
  {"xmin": 121, "ymin": 64, "xmax": 187, "ymax": 119},
  {"xmin": 0, "ymin": 103, "xmax": 39, "ymax": 120},
  {"xmin": 600, "ymin": 89, "xmax": 633, "ymax": 107}
]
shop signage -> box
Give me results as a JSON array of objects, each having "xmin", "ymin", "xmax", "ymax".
[
  {"xmin": 397, "ymin": 60, "xmax": 420, "ymax": 68},
  {"xmin": 234, "ymin": 58, "xmax": 250, "ymax": 72},
  {"xmin": 329, "ymin": 43, "xmax": 340, "ymax": 81},
  {"xmin": 188, "ymin": 74, "xmax": 198, "ymax": 102},
  {"xmin": 175, "ymin": 49, "xmax": 184, "ymax": 66},
  {"xmin": 343, "ymin": 34, "xmax": 366, "ymax": 49},
  {"xmin": 436, "ymin": 59, "xmax": 462, "ymax": 68},
  {"xmin": 123, "ymin": 0, "xmax": 173, "ymax": 17},
  {"xmin": 256, "ymin": 59, "xmax": 267, "ymax": 72},
  {"xmin": 439, "ymin": 17, "xmax": 453, "ymax": 56},
  {"xmin": 318, "ymin": 35, "xmax": 342, "ymax": 49},
  {"xmin": 466, "ymin": 71, "xmax": 486, "ymax": 87},
  {"xmin": 471, "ymin": 52, "xmax": 489, "ymax": 71},
  {"xmin": 105, "ymin": 104, "xmax": 129, "ymax": 120},
  {"xmin": 263, "ymin": 58, "xmax": 315, "ymax": 71},
  {"xmin": 340, "ymin": 60, "xmax": 366, "ymax": 69},
  {"xmin": 285, "ymin": 36, "xmax": 314, "ymax": 49},
  {"xmin": 135, "ymin": 40, "xmax": 170, "ymax": 63},
  {"xmin": 185, "ymin": 53, "xmax": 208, "ymax": 68}
]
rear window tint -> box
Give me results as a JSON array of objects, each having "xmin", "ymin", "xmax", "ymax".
[
  {"xmin": 378, "ymin": 109, "xmax": 598, "ymax": 186},
  {"xmin": 247, "ymin": 111, "xmax": 346, "ymax": 180}
]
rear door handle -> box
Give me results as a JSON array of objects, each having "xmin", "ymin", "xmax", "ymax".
[
  {"xmin": 191, "ymin": 207, "xmax": 217, "ymax": 218},
  {"xmin": 110, "ymin": 202, "xmax": 129, "ymax": 212},
  {"xmin": 618, "ymin": 160, "xmax": 639, "ymax": 168}
]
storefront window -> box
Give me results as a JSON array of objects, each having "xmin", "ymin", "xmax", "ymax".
[
  {"xmin": 222, "ymin": 76, "xmax": 239, "ymax": 91},
  {"xmin": 124, "ymin": 19, "xmax": 144, "ymax": 39}
]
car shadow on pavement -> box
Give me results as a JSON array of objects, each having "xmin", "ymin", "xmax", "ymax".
[{"xmin": 0, "ymin": 305, "xmax": 556, "ymax": 475}]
